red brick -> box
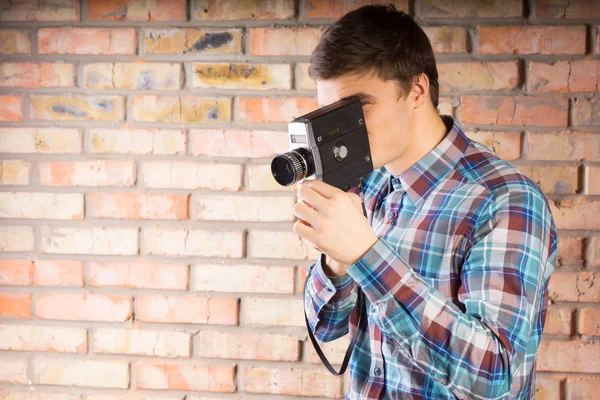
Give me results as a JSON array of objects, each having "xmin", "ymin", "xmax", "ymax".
[
  {"xmin": 249, "ymin": 27, "xmax": 323, "ymax": 56},
  {"xmin": 190, "ymin": 129, "xmax": 288, "ymax": 158},
  {"xmin": 237, "ymin": 97, "xmax": 318, "ymax": 123},
  {"xmin": 0, "ymin": 96, "xmax": 22, "ymax": 121},
  {"xmin": 306, "ymin": 0, "xmax": 408, "ymax": 18},
  {"xmin": 33, "ymin": 260, "xmax": 84, "ymax": 286},
  {"xmin": 566, "ymin": 377, "xmax": 600, "ymax": 399},
  {"xmin": 0, "ymin": 260, "xmax": 32, "ymax": 286},
  {"xmin": 479, "ymin": 26, "xmax": 586, "ymax": 55},
  {"xmin": 537, "ymin": 0, "xmax": 600, "ymax": 18},
  {"xmin": 573, "ymin": 97, "xmax": 600, "ymax": 126},
  {"xmin": 459, "ymin": 96, "xmax": 568, "ymax": 127},
  {"xmin": 586, "ymin": 166, "xmax": 600, "ymax": 195},
  {"xmin": 132, "ymin": 95, "xmax": 230, "ymax": 123},
  {"xmin": 0, "ymin": 62, "xmax": 74, "ymax": 88},
  {"xmin": 196, "ymin": 331, "xmax": 300, "ymax": 361},
  {"xmin": 39, "ymin": 160, "xmax": 135, "ymax": 187},
  {"xmin": 93, "ymin": 328, "xmax": 190, "ymax": 357},
  {"xmin": 517, "ymin": 165, "xmax": 579, "ymax": 194},
  {"xmin": 530, "ymin": 60, "xmax": 600, "ymax": 92},
  {"xmin": 143, "ymin": 28, "xmax": 242, "ymax": 55},
  {"xmin": 543, "ymin": 307, "xmax": 573, "ymax": 335},
  {"xmin": 591, "ymin": 238, "xmax": 600, "ymax": 267},
  {"xmin": 88, "ymin": 0, "xmax": 186, "ymax": 21},
  {"xmin": 0, "ymin": 29, "xmax": 31, "ymax": 54},
  {"xmin": 0, "ymin": 0, "xmax": 79, "ymax": 21},
  {"xmin": 527, "ymin": 132, "xmax": 600, "ymax": 162},
  {"xmin": 136, "ymin": 363, "xmax": 234, "ymax": 392},
  {"xmin": 195, "ymin": 0, "xmax": 295, "ymax": 20},
  {"xmin": 537, "ymin": 341, "xmax": 600, "ymax": 372},
  {"xmin": 191, "ymin": 264, "xmax": 294, "ymax": 294},
  {"xmin": 465, "ymin": 131, "xmax": 521, "ymax": 161},
  {"xmin": 138, "ymin": 296, "xmax": 238, "ymax": 325},
  {"xmin": 439, "ymin": 62, "xmax": 519, "ymax": 91},
  {"xmin": 579, "ymin": 309, "xmax": 600, "ymax": 337},
  {"xmin": 556, "ymin": 237, "xmax": 584, "ymax": 267},
  {"xmin": 421, "ymin": 0, "xmax": 522, "ymax": 17},
  {"xmin": 0, "ymin": 324, "xmax": 87, "ymax": 352},
  {"xmin": 550, "ymin": 199, "xmax": 600, "ymax": 230},
  {"xmin": 598, "ymin": 25, "xmax": 600, "ymax": 53},
  {"xmin": 36, "ymin": 293, "xmax": 132, "ymax": 322},
  {"xmin": 32, "ymin": 358, "xmax": 129, "ymax": 388},
  {"xmin": 548, "ymin": 272, "xmax": 600, "ymax": 302},
  {"xmin": 89, "ymin": 192, "xmax": 188, "ymax": 220},
  {"xmin": 535, "ymin": 378, "xmax": 561, "ymax": 400},
  {"xmin": 38, "ymin": 28, "xmax": 135, "ymax": 55},
  {"xmin": 88, "ymin": 262, "xmax": 188, "ymax": 290},
  {"xmin": 423, "ymin": 27, "xmax": 468, "ymax": 53},
  {"xmin": 0, "ymin": 293, "xmax": 31, "ymax": 319},
  {"xmin": 242, "ymin": 366, "xmax": 343, "ymax": 398}
]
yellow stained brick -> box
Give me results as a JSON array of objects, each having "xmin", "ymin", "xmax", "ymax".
[
  {"xmin": 143, "ymin": 28, "xmax": 242, "ymax": 55},
  {"xmin": 132, "ymin": 95, "xmax": 230, "ymax": 123},
  {"xmin": 83, "ymin": 62, "xmax": 181, "ymax": 90},
  {"xmin": 29, "ymin": 95, "xmax": 124, "ymax": 121},
  {"xmin": 192, "ymin": 63, "xmax": 291, "ymax": 90}
]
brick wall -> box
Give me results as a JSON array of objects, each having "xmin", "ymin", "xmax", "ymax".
[{"xmin": 0, "ymin": 0, "xmax": 598, "ymax": 399}]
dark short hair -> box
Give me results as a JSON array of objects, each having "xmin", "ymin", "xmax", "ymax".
[{"xmin": 308, "ymin": 4, "xmax": 439, "ymax": 109}]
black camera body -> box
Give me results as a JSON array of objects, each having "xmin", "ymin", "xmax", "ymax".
[{"xmin": 271, "ymin": 97, "xmax": 374, "ymax": 192}]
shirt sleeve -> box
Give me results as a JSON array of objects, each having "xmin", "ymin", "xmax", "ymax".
[
  {"xmin": 304, "ymin": 253, "xmax": 358, "ymax": 342},
  {"xmin": 346, "ymin": 188, "xmax": 558, "ymax": 399}
]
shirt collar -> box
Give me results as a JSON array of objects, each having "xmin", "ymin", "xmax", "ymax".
[{"xmin": 388, "ymin": 116, "xmax": 470, "ymax": 209}]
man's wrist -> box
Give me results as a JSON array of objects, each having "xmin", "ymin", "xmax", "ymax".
[{"xmin": 322, "ymin": 254, "xmax": 349, "ymax": 279}]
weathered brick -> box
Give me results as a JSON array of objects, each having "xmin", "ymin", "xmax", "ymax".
[
  {"xmin": 0, "ymin": 29, "xmax": 31, "ymax": 54},
  {"xmin": 242, "ymin": 297, "xmax": 304, "ymax": 326},
  {"xmin": 0, "ymin": 0, "xmax": 79, "ymax": 21},
  {"xmin": 89, "ymin": 193, "xmax": 188, "ymax": 220},
  {"xmin": 237, "ymin": 97, "xmax": 318, "ymax": 123},
  {"xmin": 191, "ymin": 62, "xmax": 291, "ymax": 90},
  {"xmin": 479, "ymin": 26, "xmax": 586, "ymax": 55},
  {"xmin": 530, "ymin": 60, "xmax": 600, "ymax": 92},
  {"xmin": 423, "ymin": 27, "xmax": 468, "ymax": 53},
  {"xmin": 527, "ymin": 132, "xmax": 600, "ymax": 162},
  {"xmin": 30, "ymin": 95, "xmax": 124, "ymax": 121},
  {"xmin": 0, "ymin": 260, "xmax": 32, "ymax": 286},
  {"xmin": 143, "ymin": 226, "xmax": 243, "ymax": 258},
  {"xmin": 517, "ymin": 165, "xmax": 579, "ymax": 194},
  {"xmin": 194, "ymin": 0, "xmax": 295, "ymax": 20},
  {"xmin": 40, "ymin": 226, "xmax": 138, "ymax": 255},
  {"xmin": 84, "ymin": 63, "xmax": 181, "ymax": 90},
  {"xmin": 459, "ymin": 96, "xmax": 568, "ymax": 127},
  {"xmin": 306, "ymin": 336, "xmax": 349, "ymax": 364},
  {"xmin": 465, "ymin": 131, "xmax": 521, "ymax": 161},
  {"xmin": 143, "ymin": 28, "xmax": 242, "ymax": 55},
  {"xmin": 196, "ymin": 331, "xmax": 299, "ymax": 361},
  {"xmin": 249, "ymin": 27, "xmax": 323, "ymax": 56},
  {"xmin": 591, "ymin": 238, "xmax": 600, "ymax": 267},
  {"xmin": 438, "ymin": 97, "xmax": 455, "ymax": 116},
  {"xmin": 543, "ymin": 307, "xmax": 573, "ymax": 335},
  {"xmin": 421, "ymin": 0, "xmax": 522, "ymax": 17},
  {"xmin": 248, "ymin": 164, "xmax": 296, "ymax": 192},
  {"xmin": 85, "ymin": 395, "xmax": 177, "ymax": 400},
  {"xmin": 556, "ymin": 236, "xmax": 584, "ymax": 267},
  {"xmin": 305, "ymin": 0, "xmax": 408, "ymax": 18},
  {"xmin": 132, "ymin": 95, "xmax": 230, "ymax": 123},
  {"xmin": 36, "ymin": 293, "xmax": 132, "ymax": 322},
  {"xmin": 535, "ymin": 378, "xmax": 561, "ymax": 400},
  {"xmin": 90, "ymin": 128, "xmax": 185, "ymax": 155},
  {"xmin": 550, "ymin": 199, "xmax": 600, "ymax": 230},
  {"xmin": 38, "ymin": 28, "xmax": 135, "ymax": 54},
  {"xmin": 0, "ymin": 392, "xmax": 80, "ymax": 400},
  {"xmin": 0, "ymin": 293, "xmax": 31, "ymax": 319},
  {"xmin": 94, "ymin": 328, "xmax": 190, "ymax": 357},
  {"xmin": 141, "ymin": 161, "xmax": 241, "ymax": 191},
  {"xmin": 0, "ymin": 358, "xmax": 28, "ymax": 384},
  {"xmin": 190, "ymin": 129, "xmax": 288, "ymax": 158},
  {"xmin": 537, "ymin": 341, "xmax": 600, "ymax": 372},
  {"xmin": 88, "ymin": 0, "xmax": 186, "ymax": 21},
  {"xmin": 0, "ymin": 226, "xmax": 34, "ymax": 252},
  {"xmin": 439, "ymin": 62, "xmax": 519, "ymax": 91},
  {"xmin": 194, "ymin": 195, "xmax": 294, "ymax": 222},
  {"xmin": 138, "ymin": 296, "xmax": 238, "ymax": 325},
  {"xmin": 0, "ymin": 324, "xmax": 86, "ymax": 352},
  {"xmin": 249, "ymin": 231, "xmax": 329, "ymax": 260},
  {"xmin": 537, "ymin": 0, "xmax": 600, "ymax": 18},
  {"xmin": 242, "ymin": 366, "xmax": 343, "ymax": 398},
  {"xmin": 136, "ymin": 362, "xmax": 234, "ymax": 392},
  {"xmin": 32, "ymin": 260, "xmax": 84, "ymax": 286},
  {"xmin": 0, "ymin": 96, "xmax": 22, "ymax": 121},
  {"xmin": 579, "ymin": 309, "xmax": 600, "ymax": 337},
  {"xmin": 0, "ymin": 62, "xmax": 74, "ymax": 88},
  {"xmin": 587, "ymin": 166, "xmax": 600, "ymax": 195},
  {"xmin": 296, "ymin": 63, "xmax": 316, "ymax": 90},
  {"xmin": 88, "ymin": 261, "xmax": 188, "ymax": 290},
  {"xmin": 32, "ymin": 358, "xmax": 129, "ymax": 388},
  {"xmin": 0, "ymin": 192, "xmax": 83, "ymax": 220},
  {"xmin": 0, "ymin": 160, "xmax": 30, "ymax": 185},
  {"xmin": 191, "ymin": 264, "xmax": 294, "ymax": 294},
  {"xmin": 548, "ymin": 272, "xmax": 600, "ymax": 302},
  {"xmin": 566, "ymin": 377, "xmax": 600, "ymax": 400},
  {"xmin": 573, "ymin": 97, "xmax": 600, "ymax": 126},
  {"xmin": 39, "ymin": 160, "xmax": 135, "ymax": 187},
  {"xmin": 0, "ymin": 128, "xmax": 81, "ymax": 154}
]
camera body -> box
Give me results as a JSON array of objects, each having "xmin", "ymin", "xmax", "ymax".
[{"xmin": 271, "ymin": 97, "xmax": 374, "ymax": 192}]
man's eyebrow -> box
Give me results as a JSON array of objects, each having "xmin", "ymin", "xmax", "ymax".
[{"xmin": 340, "ymin": 92, "xmax": 376, "ymax": 102}]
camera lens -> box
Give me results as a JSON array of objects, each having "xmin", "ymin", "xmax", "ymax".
[{"xmin": 271, "ymin": 148, "xmax": 313, "ymax": 186}]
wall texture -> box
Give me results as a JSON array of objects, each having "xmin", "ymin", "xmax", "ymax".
[{"xmin": 0, "ymin": 0, "xmax": 599, "ymax": 399}]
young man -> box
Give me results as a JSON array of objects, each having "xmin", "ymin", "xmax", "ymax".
[{"xmin": 294, "ymin": 5, "xmax": 557, "ymax": 399}]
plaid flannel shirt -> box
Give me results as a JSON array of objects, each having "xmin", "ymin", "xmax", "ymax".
[{"xmin": 304, "ymin": 116, "xmax": 558, "ymax": 399}]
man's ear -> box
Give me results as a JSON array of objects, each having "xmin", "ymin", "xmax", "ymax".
[{"xmin": 410, "ymin": 73, "xmax": 430, "ymax": 109}]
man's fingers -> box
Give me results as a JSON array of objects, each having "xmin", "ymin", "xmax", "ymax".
[
  {"xmin": 292, "ymin": 201, "xmax": 319, "ymax": 228},
  {"xmin": 293, "ymin": 219, "xmax": 317, "ymax": 244},
  {"xmin": 297, "ymin": 185, "xmax": 328, "ymax": 212},
  {"xmin": 299, "ymin": 179, "xmax": 342, "ymax": 200}
]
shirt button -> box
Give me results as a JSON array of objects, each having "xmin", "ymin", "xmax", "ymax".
[
  {"xmin": 374, "ymin": 366, "xmax": 382, "ymax": 376},
  {"xmin": 388, "ymin": 211, "xmax": 396, "ymax": 220}
]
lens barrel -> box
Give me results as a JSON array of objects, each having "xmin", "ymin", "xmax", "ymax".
[{"xmin": 271, "ymin": 148, "xmax": 314, "ymax": 186}]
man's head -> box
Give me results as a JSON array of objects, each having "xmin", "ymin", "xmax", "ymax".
[{"xmin": 308, "ymin": 5, "xmax": 441, "ymax": 171}]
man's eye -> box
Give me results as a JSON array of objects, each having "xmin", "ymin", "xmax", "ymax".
[{"xmin": 361, "ymin": 101, "xmax": 371, "ymax": 106}]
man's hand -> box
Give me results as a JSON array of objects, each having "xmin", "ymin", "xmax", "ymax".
[{"xmin": 293, "ymin": 179, "xmax": 378, "ymax": 266}]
